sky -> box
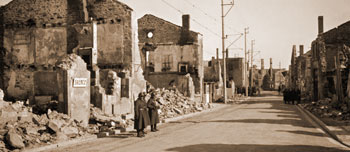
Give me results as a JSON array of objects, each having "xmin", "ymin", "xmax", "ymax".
[{"xmin": 1, "ymin": 0, "xmax": 350, "ymax": 69}]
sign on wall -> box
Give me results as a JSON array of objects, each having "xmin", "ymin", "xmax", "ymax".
[{"xmin": 73, "ymin": 78, "xmax": 88, "ymax": 87}]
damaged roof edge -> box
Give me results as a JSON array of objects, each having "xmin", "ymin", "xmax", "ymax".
[
  {"xmin": 140, "ymin": 14, "xmax": 202, "ymax": 35},
  {"xmin": 1, "ymin": 0, "xmax": 134, "ymax": 11},
  {"xmin": 113, "ymin": 0, "xmax": 133, "ymax": 11}
]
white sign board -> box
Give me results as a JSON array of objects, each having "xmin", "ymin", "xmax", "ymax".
[{"xmin": 73, "ymin": 78, "xmax": 88, "ymax": 88}]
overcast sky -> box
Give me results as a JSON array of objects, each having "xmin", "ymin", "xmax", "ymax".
[{"xmin": 1, "ymin": 0, "xmax": 350, "ymax": 69}]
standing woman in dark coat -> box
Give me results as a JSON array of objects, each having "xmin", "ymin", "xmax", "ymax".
[
  {"xmin": 134, "ymin": 92, "xmax": 151, "ymax": 137},
  {"xmin": 147, "ymin": 92, "xmax": 160, "ymax": 132}
]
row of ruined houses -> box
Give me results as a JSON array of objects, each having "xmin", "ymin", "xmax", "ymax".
[
  {"xmin": 289, "ymin": 16, "xmax": 350, "ymax": 102},
  {"xmin": 204, "ymin": 50, "xmax": 287, "ymax": 102},
  {"xmin": 0, "ymin": 0, "xmax": 204, "ymax": 125}
]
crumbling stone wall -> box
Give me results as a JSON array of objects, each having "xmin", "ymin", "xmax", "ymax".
[
  {"xmin": 56, "ymin": 54, "xmax": 90, "ymax": 127},
  {"xmin": 87, "ymin": 0, "xmax": 133, "ymax": 70},
  {"xmin": 138, "ymin": 14, "xmax": 203, "ymax": 96},
  {"xmin": 310, "ymin": 21, "xmax": 350, "ymax": 101},
  {"xmin": 1, "ymin": 27, "xmax": 67, "ymax": 100},
  {"xmin": 323, "ymin": 21, "xmax": 350, "ymax": 46},
  {"xmin": 0, "ymin": 0, "xmax": 141, "ymax": 117},
  {"xmin": 0, "ymin": 7, "xmax": 5, "ymax": 90},
  {"xmin": 226, "ymin": 58, "xmax": 244, "ymax": 87},
  {"xmin": 2, "ymin": 0, "xmax": 68, "ymax": 26}
]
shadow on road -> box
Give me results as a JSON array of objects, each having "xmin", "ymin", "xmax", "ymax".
[
  {"xmin": 171, "ymin": 99, "xmax": 315, "ymax": 129},
  {"xmin": 165, "ymin": 144, "xmax": 348, "ymax": 152},
  {"xmin": 276, "ymin": 130, "xmax": 326, "ymax": 137},
  {"xmin": 201, "ymin": 118, "xmax": 313, "ymax": 128}
]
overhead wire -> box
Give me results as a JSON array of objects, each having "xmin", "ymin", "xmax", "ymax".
[
  {"xmin": 183, "ymin": 0, "xmax": 241, "ymax": 35},
  {"xmin": 161, "ymin": 0, "xmax": 221, "ymax": 38},
  {"xmin": 161, "ymin": 0, "xmax": 245, "ymax": 57}
]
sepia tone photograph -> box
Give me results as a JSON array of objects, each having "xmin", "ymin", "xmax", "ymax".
[{"xmin": 0, "ymin": 0, "xmax": 350, "ymax": 151}]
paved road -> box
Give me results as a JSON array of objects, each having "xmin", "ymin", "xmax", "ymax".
[{"xmin": 46, "ymin": 93, "xmax": 349, "ymax": 152}]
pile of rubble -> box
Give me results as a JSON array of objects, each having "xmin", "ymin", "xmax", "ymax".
[
  {"xmin": 214, "ymin": 94, "xmax": 247, "ymax": 104},
  {"xmin": 301, "ymin": 98, "xmax": 350, "ymax": 121},
  {"xmin": 0, "ymin": 96, "xmax": 89, "ymax": 151},
  {"xmin": 88, "ymin": 105, "xmax": 133, "ymax": 137},
  {"xmin": 153, "ymin": 89, "xmax": 210, "ymax": 120}
]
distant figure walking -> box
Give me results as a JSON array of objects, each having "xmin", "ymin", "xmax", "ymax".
[
  {"xmin": 134, "ymin": 92, "xmax": 151, "ymax": 137},
  {"xmin": 147, "ymin": 92, "xmax": 160, "ymax": 132},
  {"xmin": 283, "ymin": 88, "xmax": 290, "ymax": 104}
]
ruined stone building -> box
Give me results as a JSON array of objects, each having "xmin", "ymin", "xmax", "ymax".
[
  {"xmin": 258, "ymin": 58, "xmax": 286, "ymax": 90},
  {"xmin": 206, "ymin": 56, "xmax": 245, "ymax": 97},
  {"xmin": 138, "ymin": 14, "xmax": 203, "ymax": 101},
  {"xmin": 257, "ymin": 59, "xmax": 267, "ymax": 90},
  {"xmin": 289, "ymin": 44, "xmax": 312, "ymax": 100},
  {"xmin": 0, "ymin": 0, "xmax": 146, "ymax": 122},
  {"xmin": 311, "ymin": 16, "xmax": 350, "ymax": 101},
  {"xmin": 204, "ymin": 50, "xmax": 223, "ymax": 103},
  {"xmin": 224, "ymin": 57, "xmax": 245, "ymax": 88}
]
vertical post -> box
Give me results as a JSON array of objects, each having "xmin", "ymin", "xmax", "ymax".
[
  {"xmin": 250, "ymin": 40, "xmax": 254, "ymax": 88},
  {"xmin": 335, "ymin": 46, "xmax": 344, "ymax": 103},
  {"xmin": 221, "ymin": 0, "xmax": 227, "ymax": 103},
  {"xmin": 244, "ymin": 28, "xmax": 249, "ymax": 97}
]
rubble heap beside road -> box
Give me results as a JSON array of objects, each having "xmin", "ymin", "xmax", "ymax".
[
  {"xmin": 0, "ymin": 87, "xmax": 215, "ymax": 150},
  {"xmin": 0, "ymin": 94, "xmax": 90, "ymax": 151},
  {"xmin": 89, "ymin": 105, "xmax": 133, "ymax": 135},
  {"xmin": 301, "ymin": 98, "xmax": 350, "ymax": 122},
  {"xmin": 153, "ymin": 89, "xmax": 211, "ymax": 120}
]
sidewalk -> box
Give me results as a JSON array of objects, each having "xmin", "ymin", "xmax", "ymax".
[
  {"xmin": 24, "ymin": 102, "xmax": 231, "ymax": 152},
  {"xmin": 296, "ymin": 104, "xmax": 350, "ymax": 147}
]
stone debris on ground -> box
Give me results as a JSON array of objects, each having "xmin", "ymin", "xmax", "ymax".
[
  {"xmin": 0, "ymin": 97, "xmax": 90, "ymax": 151},
  {"xmin": 228, "ymin": 94, "xmax": 248, "ymax": 104},
  {"xmin": 89, "ymin": 105, "xmax": 133, "ymax": 137},
  {"xmin": 150, "ymin": 88, "xmax": 212, "ymax": 120},
  {"xmin": 215, "ymin": 94, "xmax": 247, "ymax": 104},
  {"xmin": 301, "ymin": 98, "xmax": 350, "ymax": 122}
]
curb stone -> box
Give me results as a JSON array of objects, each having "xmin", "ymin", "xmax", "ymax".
[
  {"xmin": 296, "ymin": 104, "xmax": 350, "ymax": 148},
  {"xmin": 23, "ymin": 134, "xmax": 97, "ymax": 152}
]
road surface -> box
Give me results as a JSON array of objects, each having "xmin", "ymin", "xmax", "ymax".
[{"xmin": 46, "ymin": 92, "xmax": 349, "ymax": 152}]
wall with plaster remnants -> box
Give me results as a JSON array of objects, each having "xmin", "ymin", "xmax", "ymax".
[{"xmin": 2, "ymin": 27, "xmax": 67, "ymax": 100}]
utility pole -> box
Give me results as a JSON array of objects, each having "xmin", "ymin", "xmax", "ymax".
[
  {"xmin": 244, "ymin": 27, "xmax": 249, "ymax": 96},
  {"xmin": 221, "ymin": 0, "xmax": 234, "ymax": 104},
  {"xmin": 250, "ymin": 40, "xmax": 255, "ymax": 88}
]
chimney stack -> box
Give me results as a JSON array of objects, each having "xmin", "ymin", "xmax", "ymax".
[
  {"xmin": 261, "ymin": 59, "xmax": 264, "ymax": 70},
  {"xmin": 216, "ymin": 48, "xmax": 219, "ymax": 60},
  {"xmin": 270, "ymin": 58, "xmax": 273, "ymax": 76},
  {"xmin": 182, "ymin": 14, "xmax": 190, "ymax": 30},
  {"xmin": 318, "ymin": 16, "xmax": 324, "ymax": 35},
  {"xmin": 270, "ymin": 58, "xmax": 273, "ymax": 70},
  {"xmin": 299, "ymin": 45, "xmax": 304, "ymax": 56}
]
